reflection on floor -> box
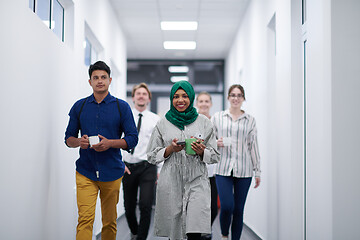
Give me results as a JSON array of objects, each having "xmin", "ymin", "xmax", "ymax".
[{"xmin": 96, "ymin": 207, "xmax": 261, "ymax": 240}]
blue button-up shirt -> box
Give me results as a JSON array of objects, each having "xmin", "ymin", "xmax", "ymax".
[{"xmin": 65, "ymin": 93, "xmax": 138, "ymax": 182}]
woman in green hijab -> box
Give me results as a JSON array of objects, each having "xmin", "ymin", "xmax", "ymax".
[{"xmin": 147, "ymin": 81, "xmax": 220, "ymax": 240}]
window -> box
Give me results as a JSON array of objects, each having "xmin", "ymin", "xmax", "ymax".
[
  {"xmin": 52, "ymin": 0, "xmax": 64, "ymax": 41},
  {"xmin": 35, "ymin": 0, "xmax": 51, "ymax": 26},
  {"xmin": 29, "ymin": 0, "xmax": 65, "ymax": 42},
  {"xmin": 84, "ymin": 38, "xmax": 92, "ymax": 66},
  {"xmin": 302, "ymin": 0, "xmax": 307, "ymax": 25},
  {"xmin": 126, "ymin": 60, "xmax": 225, "ymax": 114},
  {"xmin": 91, "ymin": 45, "xmax": 98, "ymax": 64},
  {"xmin": 29, "ymin": 0, "xmax": 35, "ymax": 11},
  {"xmin": 83, "ymin": 38, "xmax": 99, "ymax": 66},
  {"xmin": 84, "ymin": 23, "xmax": 102, "ymax": 66}
]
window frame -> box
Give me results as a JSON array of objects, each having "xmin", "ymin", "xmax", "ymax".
[{"xmin": 29, "ymin": 0, "xmax": 65, "ymax": 42}]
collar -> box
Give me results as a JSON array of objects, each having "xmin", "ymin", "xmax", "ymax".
[
  {"xmin": 224, "ymin": 109, "xmax": 249, "ymax": 120},
  {"xmin": 88, "ymin": 93, "xmax": 115, "ymax": 104},
  {"xmin": 133, "ymin": 108, "xmax": 148, "ymax": 116}
]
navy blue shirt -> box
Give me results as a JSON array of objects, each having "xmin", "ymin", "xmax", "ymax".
[{"xmin": 65, "ymin": 93, "xmax": 138, "ymax": 182}]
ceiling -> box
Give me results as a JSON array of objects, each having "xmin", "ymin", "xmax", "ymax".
[{"xmin": 109, "ymin": 0, "xmax": 250, "ymax": 60}]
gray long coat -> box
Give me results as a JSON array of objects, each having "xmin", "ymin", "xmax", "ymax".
[{"xmin": 147, "ymin": 115, "xmax": 220, "ymax": 240}]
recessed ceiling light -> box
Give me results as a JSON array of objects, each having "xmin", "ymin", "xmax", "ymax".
[
  {"xmin": 163, "ymin": 41, "xmax": 196, "ymax": 50},
  {"xmin": 170, "ymin": 76, "xmax": 189, "ymax": 83},
  {"xmin": 161, "ymin": 21, "xmax": 198, "ymax": 30},
  {"xmin": 168, "ymin": 66, "xmax": 189, "ymax": 73}
]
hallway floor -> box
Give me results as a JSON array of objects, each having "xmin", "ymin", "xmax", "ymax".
[{"xmin": 97, "ymin": 207, "xmax": 261, "ymax": 240}]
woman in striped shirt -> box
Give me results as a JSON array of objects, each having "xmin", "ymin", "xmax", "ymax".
[{"xmin": 211, "ymin": 84, "xmax": 261, "ymax": 240}]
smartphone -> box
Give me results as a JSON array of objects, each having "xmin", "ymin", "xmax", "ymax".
[{"xmin": 177, "ymin": 141, "xmax": 186, "ymax": 146}]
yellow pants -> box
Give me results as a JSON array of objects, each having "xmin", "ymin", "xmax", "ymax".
[{"xmin": 76, "ymin": 171, "xmax": 122, "ymax": 240}]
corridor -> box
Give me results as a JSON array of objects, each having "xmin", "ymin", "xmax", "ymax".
[
  {"xmin": 96, "ymin": 208, "xmax": 261, "ymax": 240},
  {"xmin": 1, "ymin": 0, "xmax": 359, "ymax": 240}
]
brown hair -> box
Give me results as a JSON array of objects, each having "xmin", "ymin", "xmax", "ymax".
[
  {"xmin": 132, "ymin": 82, "xmax": 152, "ymax": 99},
  {"xmin": 228, "ymin": 84, "xmax": 245, "ymax": 100},
  {"xmin": 196, "ymin": 91, "xmax": 212, "ymax": 102}
]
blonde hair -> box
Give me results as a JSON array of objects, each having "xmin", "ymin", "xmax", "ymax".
[
  {"xmin": 196, "ymin": 91, "xmax": 212, "ymax": 102},
  {"xmin": 132, "ymin": 82, "xmax": 152, "ymax": 99}
]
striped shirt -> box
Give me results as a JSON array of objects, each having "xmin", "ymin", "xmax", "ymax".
[{"xmin": 211, "ymin": 110, "xmax": 261, "ymax": 177}]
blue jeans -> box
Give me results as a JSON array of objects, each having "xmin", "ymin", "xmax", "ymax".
[{"xmin": 215, "ymin": 175, "xmax": 252, "ymax": 240}]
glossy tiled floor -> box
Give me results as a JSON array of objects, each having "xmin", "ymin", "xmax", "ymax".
[{"xmin": 97, "ymin": 207, "xmax": 261, "ymax": 240}]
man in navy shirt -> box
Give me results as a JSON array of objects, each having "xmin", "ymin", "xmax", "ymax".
[{"xmin": 65, "ymin": 61, "xmax": 138, "ymax": 240}]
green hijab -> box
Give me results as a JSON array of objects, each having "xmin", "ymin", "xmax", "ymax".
[{"xmin": 165, "ymin": 81, "xmax": 198, "ymax": 130}]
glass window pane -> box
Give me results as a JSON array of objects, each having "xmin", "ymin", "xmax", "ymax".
[
  {"xmin": 91, "ymin": 47, "xmax": 98, "ymax": 63},
  {"xmin": 29, "ymin": 0, "xmax": 35, "ymax": 11},
  {"xmin": 52, "ymin": 0, "xmax": 64, "ymax": 41},
  {"xmin": 84, "ymin": 38, "xmax": 92, "ymax": 66},
  {"xmin": 36, "ymin": 0, "xmax": 51, "ymax": 28},
  {"xmin": 302, "ymin": 0, "xmax": 307, "ymax": 24}
]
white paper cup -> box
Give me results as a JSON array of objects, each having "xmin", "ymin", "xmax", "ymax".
[
  {"xmin": 89, "ymin": 136, "xmax": 100, "ymax": 147},
  {"xmin": 222, "ymin": 137, "xmax": 231, "ymax": 147}
]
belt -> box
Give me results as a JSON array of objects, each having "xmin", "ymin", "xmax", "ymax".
[{"xmin": 125, "ymin": 161, "xmax": 149, "ymax": 168}]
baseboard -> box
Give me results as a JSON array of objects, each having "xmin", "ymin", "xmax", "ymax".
[{"xmin": 243, "ymin": 223, "xmax": 263, "ymax": 240}]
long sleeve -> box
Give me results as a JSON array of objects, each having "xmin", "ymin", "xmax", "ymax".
[
  {"xmin": 120, "ymin": 102, "xmax": 139, "ymax": 151},
  {"xmin": 248, "ymin": 119, "xmax": 261, "ymax": 177},
  {"xmin": 147, "ymin": 123, "xmax": 169, "ymax": 164},
  {"xmin": 202, "ymin": 118, "xmax": 220, "ymax": 165},
  {"xmin": 64, "ymin": 98, "xmax": 84, "ymax": 145},
  {"xmin": 210, "ymin": 114, "xmax": 219, "ymax": 140},
  {"xmin": 212, "ymin": 110, "xmax": 261, "ymax": 178}
]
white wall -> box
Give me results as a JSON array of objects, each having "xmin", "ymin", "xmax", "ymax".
[
  {"xmin": 225, "ymin": 0, "xmax": 296, "ymax": 239},
  {"xmin": 225, "ymin": 0, "xmax": 360, "ymax": 239},
  {"xmin": 290, "ymin": 0, "xmax": 305, "ymax": 238},
  {"xmin": 331, "ymin": 0, "xmax": 360, "ymax": 239},
  {"xmin": 0, "ymin": 0, "xmax": 127, "ymax": 239},
  {"xmin": 305, "ymin": 0, "xmax": 333, "ymax": 239}
]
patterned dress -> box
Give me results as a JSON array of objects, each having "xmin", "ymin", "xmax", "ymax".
[{"xmin": 147, "ymin": 114, "xmax": 220, "ymax": 239}]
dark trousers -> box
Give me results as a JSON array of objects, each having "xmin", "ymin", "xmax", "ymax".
[
  {"xmin": 209, "ymin": 176, "xmax": 218, "ymax": 226},
  {"xmin": 215, "ymin": 175, "xmax": 252, "ymax": 240},
  {"xmin": 123, "ymin": 161, "xmax": 157, "ymax": 240},
  {"xmin": 187, "ymin": 233, "xmax": 201, "ymax": 240}
]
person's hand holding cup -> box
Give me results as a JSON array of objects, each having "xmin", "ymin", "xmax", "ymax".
[
  {"xmin": 218, "ymin": 137, "xmax": 231, "ymax": 148},
  {"xmin": 222, "ymin": 137, "xmax": 231, "ymax": 147},
  {"xmin": 186, "ymin": 138, "xmax": 205, "ymax": 155},
  {"xmin": 88, "ymin": 135, "xmax": 100, "ymax": 147},
  {"xmin": 185, "ymin": 138, "xmax": 198, "ymax": 155}
]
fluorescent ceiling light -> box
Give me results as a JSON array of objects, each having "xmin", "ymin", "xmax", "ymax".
[
  {"xmin": 161, "ymin": 21, "xmax": 198, "ymax": 30},
  {"xmin": 168, "ymin": 66, "xmax": 189, "ymax": 73},
  {"xmin": 171, "ymin": 76, "xmax": 189, "ymax": 83},
  {"xmin": 163, "ymin": 41, "xmax": 196, "ymax": 50}
]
